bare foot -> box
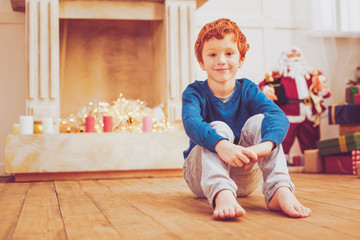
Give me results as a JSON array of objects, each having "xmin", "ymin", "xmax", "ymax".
[
  {"xmin": 268, "ymin": 187, "xmax": 311, "ymax": 218},
  {"xmin": 213, "ymin": 189, "xmax": 246, "ymax": 220}
]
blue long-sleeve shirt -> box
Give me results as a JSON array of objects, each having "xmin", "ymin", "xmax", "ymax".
[{"xmin": 182, "ymin": 79, "xmax": 290, "ymax": 159}]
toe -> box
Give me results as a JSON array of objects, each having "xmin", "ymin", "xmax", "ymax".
[
  {"xmin": 219, "ymin": 210, "xmax": 225, "ymax": 219},
  {"xmin": 223, "ymin": 208, "xmax": 230, "ymax": 218},
  {"xmin": 213, "ymin": 210, "xmax": 220, "ymax": 219},
  {"xmin": 235, "ymin": 206, "xmax": 246, "ymax": 217},
  {"xmin": 284, "ymin": 204, "xmax": 300, "ymax": 218},
  {"xmin": 228, "ymin": 208, "xmax": 236, "ymax": 218},
  {"xmin": 295, "ymin": 205, "xmax": 311, "ymax": 218},
  {"xmin": 302, "ymin": 207, "xmax": 312, "ymax": 217}
]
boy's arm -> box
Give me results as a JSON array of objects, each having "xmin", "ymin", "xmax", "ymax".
[
  {"xmin": 182, "ymin": 86, "xmax": 226, "ymax": 153},
  {"xmin": 244, "ymin": 81, "xmax": 290, "ymax": 148}
]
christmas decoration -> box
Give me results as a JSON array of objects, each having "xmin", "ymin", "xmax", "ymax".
[
  {"xmin": 258, "ymin": 46, "xmax": 331, "ymax": 166},
  {"xmin": 59, "ymin": 94, "xmax": 173, "ymax": 133}
]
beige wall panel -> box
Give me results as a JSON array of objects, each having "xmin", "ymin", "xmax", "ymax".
[{"xmin": 0, "ymin": 7, "xmax": 26, "ymax": 176}]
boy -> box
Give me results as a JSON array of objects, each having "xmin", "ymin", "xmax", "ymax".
[{"xmin": 182, "ymin": 18, "xmax": 311, "ymax": 220}]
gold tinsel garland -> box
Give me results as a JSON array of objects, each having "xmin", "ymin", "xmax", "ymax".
[{"xmin": 59, "ymin": 93, "xmax": 172, "ymax": 133}]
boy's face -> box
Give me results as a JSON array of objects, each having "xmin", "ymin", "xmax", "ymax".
[{"xmin": 200, "ymin": 34, "xmax": 244, "ymax": 86}]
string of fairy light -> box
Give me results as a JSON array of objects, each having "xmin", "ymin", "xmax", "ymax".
[{"xmin": 59, "ymin": 93, "xmax": 173, "ymax": 133}]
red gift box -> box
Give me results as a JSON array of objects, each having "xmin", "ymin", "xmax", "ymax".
[
  {"xmin": 346, "ymin": 84, "xmax": 360, "ymax": 104},
  {"xmin": 354, "ymin": 94, "xmax": 360, "ymax": 105},
  {"xmin": 352, "ymin": 150, "xmax": 360, "ymax": 175},
  {"xmin": 324, "ymin": 153, "xmax": 353, "ymax": 174},
  {"xmin": 324, "ymin": 151, "xmax": 360, "ymax": 175}
]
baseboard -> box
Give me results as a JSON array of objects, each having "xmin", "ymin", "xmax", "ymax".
[{"xmin": 14, "ymin": 169, "xmax": 183, "ymax": 182}]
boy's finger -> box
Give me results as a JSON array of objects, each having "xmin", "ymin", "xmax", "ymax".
[
  {"xmin": 232, "ymin": 159, "xmax": 243, "ymax": 168},
  {"xmin": 243, "ymin": 148, "xmax": 258, "ymax": 162},
  {"xmin": 242, "ymin": 164, "xmax": 250, "ymax": 170},
  {"xmin": 236, "ymin": 153, "xmax": 250, "ymax": 164}
]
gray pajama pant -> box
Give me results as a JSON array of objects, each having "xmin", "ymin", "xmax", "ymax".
[{"xmin": 183, "ymin": 114, "xmax": 295, "ymax": 207}]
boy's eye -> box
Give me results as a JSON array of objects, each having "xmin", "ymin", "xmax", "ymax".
[
  {"xmin": 226, "ymin": 52, "xmax": 234, "ymax": 56},
  {"xmin": 209, "ymin": 53, "xmax": 216, "ymax": 57}
]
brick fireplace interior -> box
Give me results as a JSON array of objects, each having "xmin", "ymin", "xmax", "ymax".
[{"xmin": 60, "ymin": 19, "xmax": 166, "ymax": 117}]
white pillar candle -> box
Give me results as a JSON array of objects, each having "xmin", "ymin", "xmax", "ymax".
[
  {"xmin": 42, "ymin": 118, "xmax": 53, "ymax": 134},
  {"xmin": 20, "ymin": 116, "xmax": 34, "ymax": 134}
]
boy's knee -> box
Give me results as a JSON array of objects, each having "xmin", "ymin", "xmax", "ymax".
[
  {"xmin": 210, "ymin": 121, "xmax": 235, "ymax": 143},
  {"xmin": 243, "ymin": 113, "xmax": 264, "ymax": 134},
  {"xmin": 246, "ymin": 114, "xmax": 264, "ymax": 130},
  {"xmin": 239, "ymin": 114, "xmax": 265, "ymax": 146}
]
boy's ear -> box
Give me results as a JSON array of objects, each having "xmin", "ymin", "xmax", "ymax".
[
  {"xmin": 238, "ymin": 56, "xmax": 245, "ymax": 68},
  {"xmin": 199, "ymin": 61, "xmax": 206, "ymax": 71}
]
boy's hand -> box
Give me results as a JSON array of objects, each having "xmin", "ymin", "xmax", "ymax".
[
  {"xmin": 215, "ymin": 140, "xmax": 258, "ymax": 168},
  {"xmin": 247, "ymin": 141, "xmax": 275, "ymax": 159},
  {"xmin": 264, "ymin": 88, "xmax": 278, "ymax": 101}
]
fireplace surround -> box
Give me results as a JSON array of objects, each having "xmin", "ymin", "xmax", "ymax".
[{"xmin": 26, "ymin": 0, "xmax": 197, "ymax": 127}]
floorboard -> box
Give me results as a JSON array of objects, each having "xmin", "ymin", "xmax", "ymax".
[
  {"xmin": 79, "ymin": 180, "xmax": 179, "ymax": 240},
  {"xmin": 0, "ymin": 183, "xmax": 29, "ymax": 240},
  {"xmin": 12, "ymin": 182, "xmax": 66, "ymax": 240},
  {"xmin": 0, "ymin": 173, "xmax": 359, "ymax": 240},
  {"xmin": 55, "ymin": 181, "xmax": 121, "ymax": 239}
]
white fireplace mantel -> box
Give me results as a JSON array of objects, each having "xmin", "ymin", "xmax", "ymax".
[{"xmin": 59, "ymin": 1, "xmax": 164, "ymax": 20}]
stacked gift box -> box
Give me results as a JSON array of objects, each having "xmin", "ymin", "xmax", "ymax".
[
  {"xmin": 328, "ymin": 83, "xmax": 360, "ymax": 126},
  {"xmin": 317, "ymin": 134, "xmax": 360, "ymax": 175},
  {"xmin": 346, "ymin": 83, "xmax": 360, "ymax": 104},
  {"xmin": 313, "ymin": 82, "xmax": 360, "ymax": 175},
  {"xmin": 304, "ymin": 83, "xmax": 360, "ymax": 175}
]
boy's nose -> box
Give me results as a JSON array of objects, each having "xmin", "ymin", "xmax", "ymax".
[{"xmin": 218, "ymin": 54, "xmax": 226, "ymax": 64}]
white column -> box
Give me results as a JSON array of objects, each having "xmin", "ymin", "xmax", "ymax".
[
  {"xmin": 26, "ymin": 0, "xmax": 60, "ymax": 131},
  {"xmin": 166, "ymin": 0, "xmax": 196, "ymax": 121}
]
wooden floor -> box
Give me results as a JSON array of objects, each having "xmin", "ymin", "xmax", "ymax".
[{"xmin": 0, "ymin": 173, "xmax": 359, "ymax": 240}]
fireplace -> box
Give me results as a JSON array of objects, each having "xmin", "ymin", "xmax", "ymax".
[
  {"xmin": 26, "ymin": 0, "xmax": 197, "ymax": 128},
  {"xmin": 6, "ymin": 0, "xmax": 201, "ymax": 179}
]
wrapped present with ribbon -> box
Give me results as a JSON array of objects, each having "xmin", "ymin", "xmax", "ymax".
[
  {"xmin": 324, "ymin": 153, "xmax": 353, "ymax": 174},
  {"xmin": 317, "ymin": 133, "xmax": 360, "ymax": 156},
  {"xmin": 339, "ymin": 124, "xmax": 360, "ymax": 136},
  {"xmin": 304, "ymin": 149, "xmax": 323, "ymax": 173},
  {"xmin": 354, "ymin": 93, "xmax": 360, "ymax": 105},
  {"xmin": 352, "ymin": 150, "xmax": 360, "ymax": 175},
  {"xmin": 328, "ymin": 104, "xmax": 360, "ymax": 125},
  {"xmin": 346, "ymin": 84, "xmax": 360, "ymax": 104},
  {"xmin": 324, "ymin": 150, "xmax": 360, "ymax": 175}
]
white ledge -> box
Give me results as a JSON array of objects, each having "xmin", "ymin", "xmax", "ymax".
[
  {"xmin": 308, "ymin": 31, "xmax": 360, "ymax": 38},
  {"xmin": 59, "ymin": 1, "xmax": 164, "ymax": 20}
]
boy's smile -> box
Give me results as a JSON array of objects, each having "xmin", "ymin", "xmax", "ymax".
[{"xmin": 200, "ymin": 34, "xmax": 244, "ymax": 97}]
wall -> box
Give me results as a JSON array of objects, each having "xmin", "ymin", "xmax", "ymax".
[{"xmin": 0, "ymin": 0, "xmax": 25, "ymax": 175}]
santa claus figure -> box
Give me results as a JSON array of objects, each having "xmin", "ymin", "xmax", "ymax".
[{"xmin": 258, "ymin": 46, "xmax": 331, "ymax": 165}]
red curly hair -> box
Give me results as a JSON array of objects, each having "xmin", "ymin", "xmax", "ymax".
[{"xmin": 194, "ymin": 18, "xmax": 250, "ymax": 64}]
